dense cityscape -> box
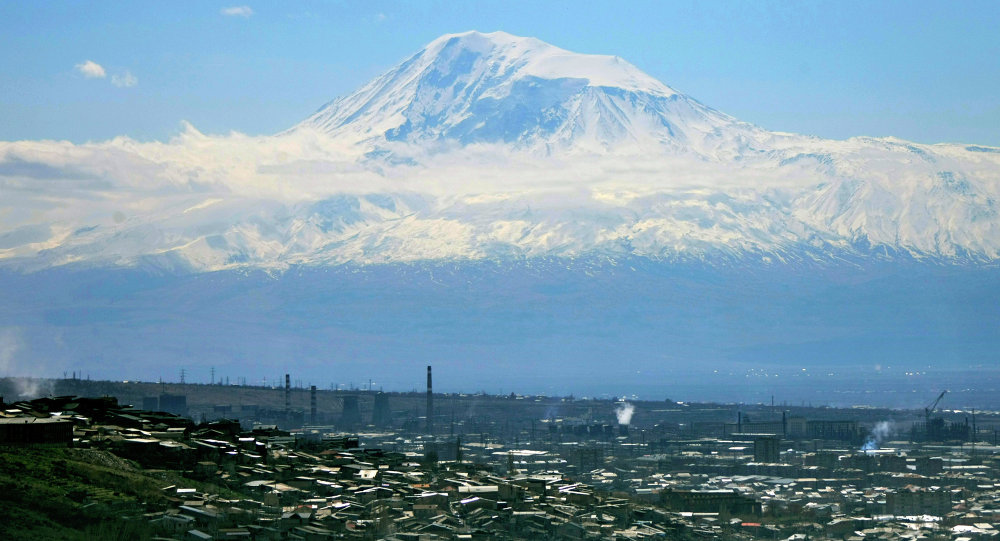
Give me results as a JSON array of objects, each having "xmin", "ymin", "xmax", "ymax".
[{"xmin": 2, "ymin": 371, "xmax": 999, "ymax": 540}]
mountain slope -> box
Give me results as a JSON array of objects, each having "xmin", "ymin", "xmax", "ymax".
[
  {"xmin": 0, "ymin": 31, "xmax": 999, "ymax": 271},
  {"xmin": 1, "ymin": 32, "xmax": 1000, "ymax": 400},
  {"xmin": 292, "ymin": 31, "xmax": 767, "ymax": 158}
]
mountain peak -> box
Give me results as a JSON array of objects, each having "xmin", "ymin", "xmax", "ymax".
[
  {"xmin": 292, "ymin": 31, "xmax": 745, "ymax": 154},
  {"xmin": 424, "ymin": 30, "xmax": 543, "ymax": 51},
  {"xmin": 420, "ymin": 30, "xmax": 677, "ymax": 96}
]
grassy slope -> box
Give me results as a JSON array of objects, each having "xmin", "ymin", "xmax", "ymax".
[{"xmin": 0, "ymin": 446, "xmax": 170, "ymax": 540}]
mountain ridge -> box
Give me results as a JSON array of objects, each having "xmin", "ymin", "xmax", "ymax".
[
  {"xmin": 0, "ymin": 31, "xmax": 999, "ymax": 271},
  {"xmin": 1, "ymin": 32, "xmax": 999, "ymax": 397}
]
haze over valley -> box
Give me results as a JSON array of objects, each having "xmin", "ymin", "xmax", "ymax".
[{"xmin": 2, "ymin": 31, "xmax": 998, "ymax": 408}]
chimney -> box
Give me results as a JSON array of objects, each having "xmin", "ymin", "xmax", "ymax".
[
  {"xmin": 426, "ymin": 365, "xmax": 433, "ymax": 433},
  {"xmin": 373, "ymin": 393, "xmax": 391, "ymax": 427},
  {"xmin": 310, "ymin": 385, "xmax": 317, "ymax": 425},
  {"xmin": 285, "ymin": 374, "xmax": 291, "ymax": 412}
]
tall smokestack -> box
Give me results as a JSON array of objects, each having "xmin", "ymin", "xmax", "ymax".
[
  {"xmin": 426, "ymin": 366, "xmax": 433, "ymax": 433},
  {"xmin": 310, "ymin": 385, "xmax": 317, "ymax": 425},
  {"xmin": 285, "ymin": 374, "xmax": 291, "ymax": 412},
  {"xmin": 372, "ymin": 393, "xmax": 391, "ymax": 427}
]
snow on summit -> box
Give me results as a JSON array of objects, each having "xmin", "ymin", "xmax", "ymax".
[
  {"xmin": 419, "ymin": 31, "xmax": 676, "ymax": 96},
  {"xmin": 293, "ymin": 31, "xmax": 746, "ymax": 155},
  {"xmin": 1, "ymin": 31, "xmax": 1000, "ymax": 271}
]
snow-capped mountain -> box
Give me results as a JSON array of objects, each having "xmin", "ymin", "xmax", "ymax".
[
  {"xmin": 1, "ymin": 31, "xmax": 1000, "ymax": 272},
  {"xmin": 293, "ymin": 31, "xmax": 766, "ymax": 158},
  {"xmin": 2, "ymin": 31, "xmax": 1000, "ymax": 397}
]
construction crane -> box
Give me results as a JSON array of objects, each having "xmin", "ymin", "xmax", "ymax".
[
  {"xmin": 924, "ymin": 390, "xmax": 948, "ymax": 441},
  {"xmin": 925, "ymin": 390, "xmax": 947, "ymax": 423}
]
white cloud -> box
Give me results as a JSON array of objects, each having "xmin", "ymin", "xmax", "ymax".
[
  {"xmin": 111, "ymin": 70, "xmax": 138, "ymax": 88},
  {"xmin": 375, "ymin": 12, "xmax": 387, "ymax": 23},
  {"xmin": 74, "ymin": 61, "xmax": 137, "ymax": 88},
  {"xmin": 221, "ymin": 5, "xmax": 253, "ymax": 17},
  {"xmin": 0, "ymin": 124, "xmax": 998, "ymax": 271},
  {"xmin": 75, "ymin": 60, "xmax": 106, "ymax": 79}
]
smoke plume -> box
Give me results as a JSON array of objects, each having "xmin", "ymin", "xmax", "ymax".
[
  {"xmin": 861, "ymin": 420, "xmax": 893, "ymax": 451},
  {"xmin": 0, "ymin": 327, "xmax": 22, "ymax": 376},
  {"xmin": 0, "ymin": 327, "xmax": 55, "ymax": 399},
  {"xmin": 615, "ymin": 401, "xmax": 635, "ymax": 425}
]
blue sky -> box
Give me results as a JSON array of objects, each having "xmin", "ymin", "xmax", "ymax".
[{"xmin": 2, "ymin": 0, "xmax": 998, "ymax": 145}]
